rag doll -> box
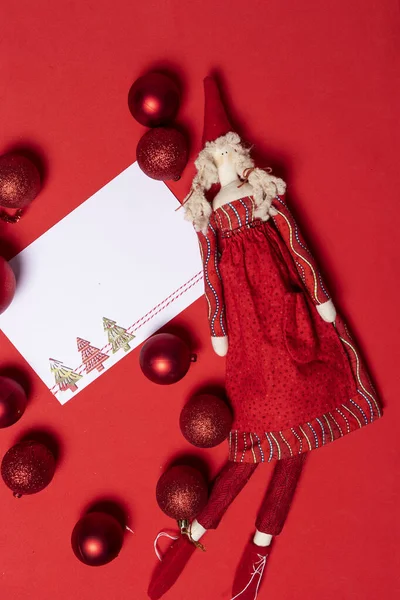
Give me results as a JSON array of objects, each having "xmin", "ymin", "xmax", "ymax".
[{"xmin": 148, "ymin": 76, "xmax": 382, "ymax": 600}]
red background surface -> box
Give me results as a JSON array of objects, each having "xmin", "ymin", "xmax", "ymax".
[{"xmin": 1, "ymin": 1, "xmax": 399, "ymax": 598}]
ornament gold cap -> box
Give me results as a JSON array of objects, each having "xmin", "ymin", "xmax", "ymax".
[
  {"xmin": 178, "ymin": 519, "xmax": 206, "ymax": 552},
  {"xmin": 0, "ymin": 208, "xmax": 23, "ymax": 224}
]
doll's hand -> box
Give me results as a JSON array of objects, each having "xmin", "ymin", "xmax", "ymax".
[
  {"xmin": 317, "ymin": 299, "xmax": 336, "ymax": 323},
  {"xmin": 211, "ymin": 336, "xmax": 229, "ymax": 357}
]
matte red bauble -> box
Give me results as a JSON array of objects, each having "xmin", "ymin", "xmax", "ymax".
[
  {"xmin": 0, "ymin": 257, "xmax": 16, "ymax": 314},
  {"xmin": 1, "ymin": 440, "xmax": 56, "ymax": 497},
  {"xmin": 0, "ymin": 153, "xmax": 41, "ymax": 209},
  {"xmin": 128, "ymin": 72, "xmax": 180, "ymax": 127},
  {"xmin": 0, "ymin": 377, "xmax": 27, "ymax": 428},
  {"xmin": 156, "ymin": 465, "xmax": 208, "ymax": 521},
  {"xmin": 180, "ymin": 394, "xmax": 233, "ymax": 448},
  {"xmin": 72, "ymin": 512, "xmax": 124, "ymax": 566},
  {"xmin": 139, "ymin": 333, "xmax": 195, "ymax": 385},
  {"xmin": 136, "ymin": 127, "xmax": 188, "ymax": 181}
]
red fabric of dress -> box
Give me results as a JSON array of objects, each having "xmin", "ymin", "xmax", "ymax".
[{"xmin": 197, "ymin": 195, "xmax": 382, "ymax": 463}]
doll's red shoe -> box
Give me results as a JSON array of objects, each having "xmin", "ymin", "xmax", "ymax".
[
  {"xmin": 231, "ymin": 541, "xmax": 272, "ymax": 599},
  {"xmin": 148, "ymin": 535, "xmax": 197, "ymax": 600}
]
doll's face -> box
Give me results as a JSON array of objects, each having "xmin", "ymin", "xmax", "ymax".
[{"xmin": 211, "ymin": 145, "xmax": 236, "ymax": 168}]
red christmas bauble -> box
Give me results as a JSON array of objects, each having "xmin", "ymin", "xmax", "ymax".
[
  {"xmin": 139, "ymin": 333, "xmax": 194, "ymax": 385},
  {"xmin": 136, "ymin": 127, "xmax": 188, "ymax": 181},
  {"xmin": 72, "ymin": 512, "xmax": 124, "ymax": 566},
  {"xmin": 0, "ymin": 257, "xmax": 16, "ymax": 314},
  {"xmin": 0, "ymin": 377, "xmax": 27, "ymax": 429},
  {"xmin": 156, "ymin": 465, "xmax": 208, "ymax": 521},
  {"xmin": 128, "ymin": 72, "xmax": 180, "ymax": 127},
  {"xmin": 1, "ymin": 440, "xmax": 56, "ymax": 497},
  {"xmin": 180, "ymin": 394, "xmax": 233, "ymax": 448},
  {"xmin": 0, "ymin": 153, "xmax": 41, "ymax": 209}
]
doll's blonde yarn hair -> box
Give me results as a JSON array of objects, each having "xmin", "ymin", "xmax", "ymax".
[{"xmin": 184, "ymin": 132, "xmax": 286, "ymax": 233}]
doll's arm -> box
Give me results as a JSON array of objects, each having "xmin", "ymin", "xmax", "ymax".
[
  {"xmin": 197, "ymin": 224, "xmax": 229, "ymax": 355},
  {"xmin": 271, "ymin": 195, "xmax": 336, "ymax": 323}
]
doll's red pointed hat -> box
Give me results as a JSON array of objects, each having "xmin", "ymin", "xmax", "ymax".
[{"xmin": 202, "ymin": 76, "xmax": 234, "ymax": 146}]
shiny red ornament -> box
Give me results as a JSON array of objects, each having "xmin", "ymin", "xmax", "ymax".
[
  {"xmin": 0, "ymin": 257, "xmax": 16, "ymax": 314},
  {"xmin": 128, "ymin": 72, "xmax": 180, "ymax": 127},
  {"xmin": 136, "ymin": 127, "xmax": 188, "ymax": 181},
  {"xmin": 1, "ymin": 440, "xmax": 56, "ymax": 497},
  {"xmin": 0, "ymin": 377, "xmax": 27, "ymax": 429},
  {"xmin": 180, "ymin": 394, "xmax": 233, "ymax": 448},
  {"xmin": 139, "ymin": 333, "xmax": 195, "ymax": 385},
  {"xmin": 71, "ymin": 512, "xmax": 124, "ymax": 566},
  {"xmin": 0, "ymin": 153, "xmax": 41, "ymax": 209},
  {"xmin": 156, "ymin": 465, "xmax": 208, "ymax": 521}
]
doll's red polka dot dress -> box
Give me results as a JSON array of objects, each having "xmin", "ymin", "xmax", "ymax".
[{"xmin": 197, "ymin": 194, "xmax": 382, "ymax": 463}]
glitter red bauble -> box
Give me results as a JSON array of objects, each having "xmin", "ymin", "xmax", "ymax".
[
  {"xmin": 180, "ymin": 394, "xmax": 233, "ymax": 448},
  {"xmin": 156, "ymin": 465, "xmax": 208, "ymax": 521},
  {"xmin": 0, "ymin": 377, "xmax": 27, "ymax": 429},
  {"xmin": 1, "ymin": 440, "xmax": 56, "ymax": 497},
  {"xmin": 136, "ymin": 127, "xmax": 188, "ymax": 181},
  {"xmin": 71, "ymin": 512, "xmax": 124, "ymax": 566},
  {"xmin": 128, "ymin": 72, "xmax": 180, "ymax": 127},
  {"xmin": 0, "ymin": 153, "xmax": 41, "ymax": 209},
  {"xmin": 139, "ymin": 333, "xmax": 195, "ymax": 385},
  {"xmin": 0, "ymin": 257, "xmax": 16, "ymax": 314}
]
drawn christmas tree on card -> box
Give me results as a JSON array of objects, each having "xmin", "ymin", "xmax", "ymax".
[
  {"xmin": 50, "ymin": 358, "xmax": 82, "ymax": 393},
  {"xmin": 77, "ymin": 338, "xmax": 109, "ymax": 373},
  {"xmin": 103, "ymin": 317, "xmax": 135, "ymax": 353}
]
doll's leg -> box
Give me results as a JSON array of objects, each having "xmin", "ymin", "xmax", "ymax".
[
  {"xmin": 254, "ymin": 453, "xmax": 306, "ymax": 543},
  {"xmin": 231, "ymin": 455, "xmax": 306, "ymax": 600},
  {"xmin": 191, "ymin": 461, "xmax": 258, "ymax": 541}
]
